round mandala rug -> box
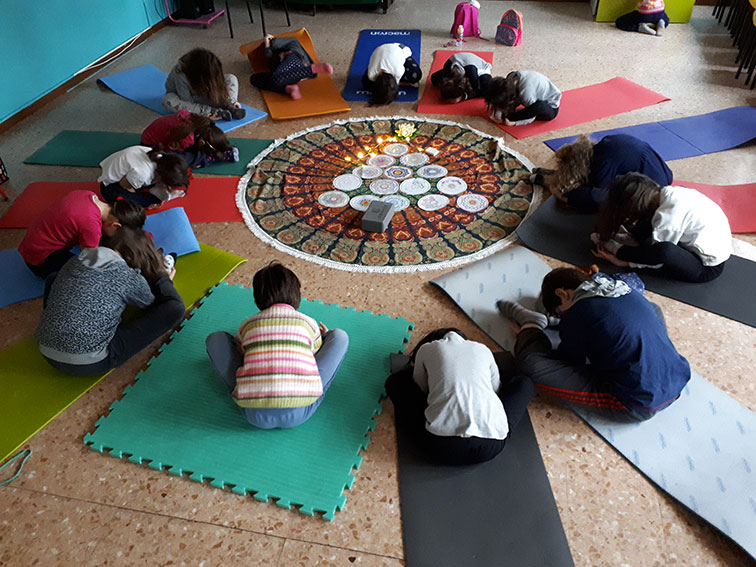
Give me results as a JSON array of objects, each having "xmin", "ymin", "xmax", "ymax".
[{"xmin": 237, "ymin": 116, "xmax": 538, "ymax": 273}]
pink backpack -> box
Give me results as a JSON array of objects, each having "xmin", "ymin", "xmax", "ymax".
[
  {"xmin": 495, "ymin": 9, "xmax": 524, "ymax": 46},
  {"xmin": 451, "ymin": 1, "xmax": 482, "ymax": 38}
]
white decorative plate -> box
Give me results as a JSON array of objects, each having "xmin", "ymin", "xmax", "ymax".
[
  {"xmin": 369, "ymin": 179, "xmax": 400, "ymax": 195},
  {"xmin": 456, "ymin": 193, "xmax": 489, "ymax": 213},
  {"xmin": 437, "ymin": 176, "xmax": 468, "ymax": 195},
  {"xmin": 400, "ymin": 152, "xmax": 429, "ymax": 167},
  {"xmin": 354, "ymin": 165, "xmax": 383, "ymax": 179},
  {"xmin": 367, "ymin": 154, "xmax": 396, "ymax": 168},
  {"xmin": 399, "ymin": 177, "xmax": 431, "ymax": 195},
  {"xmin": 417, "ymin": 194, "xmax": 450, "ymax": 211},
  {"xmin": 382, "ymin": 143, "xmax": 410, "ymax": 157},
  {"xmin": 416, "ymin": 165, "xmax": 449, "ymax": 179},
  {"xmin": 332, "ymin": 173, "xmax": 363, "ymax": 191},
  {"xmin": 380, "ymin": 195, "xmax": 411, "ymax": 212},
  {"xmin": 383, "ymin": 166, "xmax": 414, "ymax": 180},
  {"xmin": 349, "ymin": 194, "xmax": 381, "ymax": 212},
  {"xmin": 318, "ymin": 190, "xmax": 350, "ymax": 208}
]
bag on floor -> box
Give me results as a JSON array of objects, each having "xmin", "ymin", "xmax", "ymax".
[
  {"xmin": 495, "ymin": 9, "xmax": 524, "ymax": 46},
  {"xmin": 451, "ymin": 0, "xmax": 482, "ymax": 38}
]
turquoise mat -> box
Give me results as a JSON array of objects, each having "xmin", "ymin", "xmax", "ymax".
[{"xmin": 84, "ymin": 283, "xmax": 413, "ymax": 520}]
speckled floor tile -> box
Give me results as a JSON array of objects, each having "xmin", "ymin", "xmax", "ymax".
[{"xmin": 276, "ymin": 539, "xmax": 404, "ymax": 567}]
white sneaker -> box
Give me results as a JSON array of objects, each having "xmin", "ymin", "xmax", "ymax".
[
  {"xmin": 639, "ymin": 22, "xmax": 656, "ymax": 35},
  {"xmin": 655, "ymin": 19, "xmax": 666, "ymax": 36},
  {"xmin": 163, "ymin": 253, "xmax": 177, "ymax": 273}
]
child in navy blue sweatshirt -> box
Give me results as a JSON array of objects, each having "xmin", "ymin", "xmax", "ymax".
[{"xmin": 497, "ymin": 267, "xmax": 690, "ymax": 421}]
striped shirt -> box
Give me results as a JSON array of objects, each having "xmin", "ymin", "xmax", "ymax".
[{"xmin": 234, "ymin": 304, "xmax": 323, "ymax": 408}]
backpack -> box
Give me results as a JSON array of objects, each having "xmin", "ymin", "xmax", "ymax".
[
  {"xmin": 495, "ymin": 9, "xmax": 523, "ymax": 46},
  {"xmin": 451, "ymin": 1, "xmax": 482, "ymax": 38}
]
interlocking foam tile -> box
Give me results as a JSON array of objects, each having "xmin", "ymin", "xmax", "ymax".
[
  {"xmin": 430, "ymin": 245, "xmax": 756, "ymax": 561},
  {"xmin": 83, "ymin": 283, "xmax": 413, "ymax": 520}
]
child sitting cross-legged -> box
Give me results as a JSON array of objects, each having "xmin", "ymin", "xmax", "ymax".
[
  {"xmin": 206, "ymin": 262, "xmax": 349, "ymax": 429},
  {"xmin": 497, "ymin": 267, "xmax": 691, "ymax": 421}
]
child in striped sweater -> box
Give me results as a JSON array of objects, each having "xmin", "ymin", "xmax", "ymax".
[{"xmin": 206, "ymin": 262, "xmax": 349, "ymax": 429}]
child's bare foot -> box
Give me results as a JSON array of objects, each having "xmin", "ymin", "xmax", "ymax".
[
  {"xmin": 285, "ymin": 84, "xmax": 302, "ymax": 100},
  {"xmin": 311, "ymin": 62, "xmax": 333, "ymax": 75}
]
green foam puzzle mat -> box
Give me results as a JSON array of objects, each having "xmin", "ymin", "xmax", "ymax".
[
  {"xmin": 0, "ymin": 243, "xmax": 246, "ymax": 464},
  {"xmin": 84, "ymin": 283, "xmax": 413, "ymax": 520},
  {"xmin": 23, "ymin": 130, "xmax": 272, "ymax": 177}
]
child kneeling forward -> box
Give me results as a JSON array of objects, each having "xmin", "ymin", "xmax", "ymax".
[{"xmin": 206, "ymin": 262, "xmax": 349, "ymax": 429}]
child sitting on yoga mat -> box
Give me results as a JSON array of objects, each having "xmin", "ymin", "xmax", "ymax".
[
  {"xmin": 616, "ymin": 0, "xmax": 669, "ymax": 36},
  {"xmin": 430, "ymin": 52, "xmax": 492, "ymax": 103},
  {"xmin": 206, "ymin": 262, "xmax": 349, "ymax": 429},
  {"xmin": 19, "ymin": 191, "xmax": 145, "ymax": 278},
  {"xmin": 36, "ymin": 227, "xmax": 185, "ymax": 376},
  {"xmin": 141, "ymin": 111, "xmax": 239, "ymax": 169},
  {"xmin": 497, "ymin": 267, "xmax": 690, "ymax": 421},
  {"xmin": 250, "ymin": 34, "xmax": 334, "ymax": 100},
  {"xmin": 592, "ymin": 173, "xmax": 731, "ymax": 283},
  {"xmin": 385, "ymin": 328, "xmax": 534, "ymax": 465},
  {"xmin": 362, "ymin": 43, "xmax": 422, "ymax": 105},
  {"xmin": 485, "ymin": 70, "xmax": 561, "ymax": 126},
  {"xmin": 532, "ymin": 134, "xmax": 673, "ymax": 211},
  {"xmin": 98, "ymin": 146, "xmax": 190, "ymax": 208},
  {"xmin": 163, "ymin": 48, "xmax": 246, "ymax": 121}
]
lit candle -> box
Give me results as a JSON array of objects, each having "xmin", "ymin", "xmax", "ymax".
[
  {"xmin": 357, "ymin": 152, "xmax": 364, "ymax": 159},
  {"xmin": 345, "ymin": 157, "xmax": 351, "ymax": 161},
  {"xmin": 377, "ymin": 137, "xmax": 383, "ymax": 143}
]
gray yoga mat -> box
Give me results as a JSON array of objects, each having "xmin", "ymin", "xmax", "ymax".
[
  {"xmin": 515, "ymin": 197, "xmax": 756, "ymax": 329},
  {"xmin": 429, "ymin": 245, "xmax": 756, "ymax": 561}
]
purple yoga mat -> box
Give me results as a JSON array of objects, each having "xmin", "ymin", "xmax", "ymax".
[{"xmin": 545, "ymin": 106, "xmax": 756, "ymax": 160}]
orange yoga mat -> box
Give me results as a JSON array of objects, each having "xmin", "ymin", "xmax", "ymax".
[
  {"xmin": 497, "ymin": 77, "xmax": 670, "ymax": 139},
  {"xmin": 416, "ymin": 50, "xmax": 494, "ymax": 117},
  {"xmin": 239, "ymin": 28, "xmax": 350, "ymax": 120},
  {"xmin": 680, "ymin": 180, "xmax": 756, "ymax": 234},
  {"xmin": 0, "ymin": 178, "xmax": 243, "ymax": 228}
]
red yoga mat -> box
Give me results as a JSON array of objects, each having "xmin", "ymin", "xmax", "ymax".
[
  {"xmin": 0, "ymin": 178, "xmax": 242, "ymax": 229},
  {"xmin": 416, "ymin": 50, "xmax": 494, "ymax": 117},
  {"xmin": 497, "ymin": 77, "xmax": 670, "ymax": 139},
  {"xmin": 680, "ymin": 180, "xmax": 756, "ymax": 234}
]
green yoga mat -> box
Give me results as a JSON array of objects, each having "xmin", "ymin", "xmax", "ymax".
[
  {"xmin": 0, "ymin": 243, "xmax": 246, "ymax": 464},
  {"xmin": 84, "ymin": 283, "xmax": 413, "ymax": 520},
  {"xmin": 23, "ymin": 130, "xmax": 272, "ymax": 177}
]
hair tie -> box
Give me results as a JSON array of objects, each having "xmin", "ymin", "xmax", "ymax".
[
  {"xmin": 155, "ymin": 152, "xmax": 163, "ymax": 159},
  {"xmin": 116, "ymin": 196, "xmax": 123, "ymax": 201}
]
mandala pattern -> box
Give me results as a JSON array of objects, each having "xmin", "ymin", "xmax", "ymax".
[{"xmin": 239, "ymin": 117, "xmax": 536, "ymax": 272}]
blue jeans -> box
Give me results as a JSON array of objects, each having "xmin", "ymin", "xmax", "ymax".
[{"xmin": 206, "ymin": 329, "xmax": 349, "ymax": 429}]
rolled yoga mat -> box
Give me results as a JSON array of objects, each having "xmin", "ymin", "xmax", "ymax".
[
  {"xmin": 515, "ymin": 197, "xmax": 756, "ymax": 329},
  {"xmin": 429, "ymin": 245, "xmax": 756, "ymax": 561},
  {"xmin": 96, "ymin": 65, "xmax": 267, "ymax": 133},
  {"xmin": 544, "ymin": 106, "xmax": 756, "ymax": 160},
  {"xmin": 239, "ymin": 28, "xmax": 351, "ymax": 120},
  {"xmin": 23, "ymin": 131, "xmax": 272, "ymax": 177},
  {"xmin": 0, "ymin": 244, "xmax": 247, "ymax": 463},
  {"xmin": 416, "ymin": 50, "xmax": 494, "ymax": 117},
  {"xmin": 495, "ymin": 77, "xmax": 669, "ymax": 139},
  {"xmin": 342, "ymin": 29, "xmax": 422, "ymax": 102},
  {"xmin": 84, "ymin": 282, "xmax": 414, "ymax": 520}
]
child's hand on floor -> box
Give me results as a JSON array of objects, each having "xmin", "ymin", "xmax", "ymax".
[
  {"xmin": 592, "ymin": 245, "xmax": 629, "ymax": 267},
  {"xmin": 319, "ymin": 322, "xmax": 328, "ymax": 334}
]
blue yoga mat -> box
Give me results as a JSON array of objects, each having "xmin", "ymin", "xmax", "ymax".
[
  {"xmin": 544, "ymin": 106, "xmax": 756, "ymax": 161},
  {"xmin": 430, "ymin": 245, "xmax": 756, "ymax": 561},
  {"xmin": 143, "ymin": 207, "xmax": 200, "ymax": 257},
  {"xmin": 342, "ymin": 30, "xmax": 422, "ymax": 102},
  {"xmin": 0, "ymin": 249, "xmax": 46, "ymax": 308},
  {"xmin": 97, "ymin": 65, "xmax": 267, "ymax": 133}
]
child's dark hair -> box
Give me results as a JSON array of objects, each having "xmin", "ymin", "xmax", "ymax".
[
  {"xmin": 253, "ymin": 261, "xmax": 301, "ymax": 310},
  {"xmin": 196, "ymin": 122, "xmax": 232, "ymax": 158},
  {"xmin": 485, "ymin": 72, "xmax": 519, "ymax": 117},
  {"xmin": 165, "ymin": 113, "xmax": 214, "ymax": 145},
  {"xmin": 540, "ymin": 268, "xmax": 590, "ymax": 315},
  {"xmin": 110, "ymin": 198, "xmax": 146, "ymax": 229},
  {"xmin": 178, "ymin": 48, "xmax": 230, "ymax": 108},
  {"xmin": 596, "ymin": 172, "xmax": 662, "ymax": 242},
  {"xmin": 410, "ymin": 328, "xmax": 467, "ymax": 362},
  {"xmin": 370, "ymin": 73, "xmax": 399, "ymax": 106},
  {"xmin": 147, "ymin": 150, "xmax": 190, "ymax": 189},
  {"xmin": 103, "ymin": 227, "xmax": 165, "ymax": 284},
  {"xmin": 438, "ymin": 75, "xmax": 472, "ymax": 101}
]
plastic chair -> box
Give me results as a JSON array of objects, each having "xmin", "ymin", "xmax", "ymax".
[{"xmin": 245, "ymin": 0, "xmax": 291, "ymax": 37}]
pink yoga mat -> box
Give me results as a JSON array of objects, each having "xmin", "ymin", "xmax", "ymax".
[
  {"xmin": 496, "ymin": 77, "xmax": 670, "ymax": 139},
  {"xmin": 680, "ymin": 180, "xmax": 756, "ymax": 234},
  {"xmin": 416, "ymin": 50, "xmax": 493, "ymax": 117},
  {"xmin": 0, "ymin": 178, "xmax": 242, "ymax": 228}
]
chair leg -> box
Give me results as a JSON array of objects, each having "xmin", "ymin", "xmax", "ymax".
[
  {"xmin": 283, "ymin": 0, "xmax": 291, "ymax": 26},
  {"xmin": 246, "ymin": 0, "xmax": 254, "ymax": 23},
  {"xmin": 225, "ymin": 0, "xmax": 234, "ymax": 38},
  {"xmin": 259, "ymin": 0, "xmax": 267, "ymax": 36},
  {"xmin": 312, "ymin": 3, "xmax": 316, "ymax": 16}
]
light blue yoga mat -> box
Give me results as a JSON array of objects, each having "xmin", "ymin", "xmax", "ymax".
[
  {"xmin": 544, "ymin": 106, "xmax": 756, "ymax": 161},
  {"xmin": 143, "ymin": 207, "xmax": 200, "ymax": 257},
  {"xmin": 97, "ymin": 65, "xmax": 267, "ymax": 133},
  {"xmin": 342, "ymin": 30, "xmax": 422, "ymax": 102},
  {"xmin": 429, "ymin": 245, "xmax": 756, "ymax": 561},
  {"xmin": 0, "ymin": 249, "xmax": 46, "ymax": 308}
]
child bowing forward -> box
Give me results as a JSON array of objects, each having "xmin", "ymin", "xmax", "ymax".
[
  {"xmin": 362, "ymin": 43, "xmax": 422, "ymax": 105},
  {"xmin": 485, "ymin": 70, "xmax": 561, "ymax": 126},
  {"xmin": 206, "ymin": 262, "xmax": 349, "ymax": 429}
]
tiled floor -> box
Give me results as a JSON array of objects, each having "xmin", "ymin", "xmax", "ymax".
[{"xmin": 1, "ymin": 1, "xmax": 755, "ymax": 565}]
